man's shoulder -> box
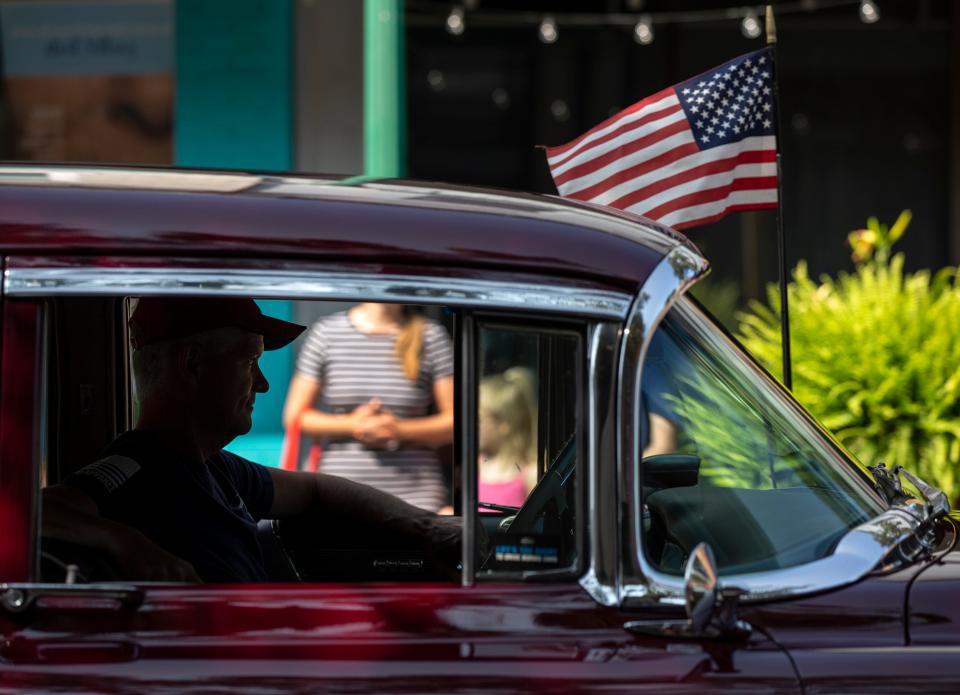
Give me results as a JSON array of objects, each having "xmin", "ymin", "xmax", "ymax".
[
  {"xmin": 63, "ymin": 431, "xmax": 172, "ymax": 498},
  {"xmin": 67, "ymin": 454, "xmax": 143, "ymax": 493}
]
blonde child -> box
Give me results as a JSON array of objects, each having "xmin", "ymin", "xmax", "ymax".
[{"xmin": 478, "ymin": 367, "xmax": 538, "ymax": 508}]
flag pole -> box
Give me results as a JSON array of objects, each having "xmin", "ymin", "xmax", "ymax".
[{"xmin": 766, "ymin": 5, "xmax": 793, "ymax": 390}]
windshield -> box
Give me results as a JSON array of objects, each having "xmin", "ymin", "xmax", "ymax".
[{"xmin": 640, "ymin": 300, "xmax": 885, "ymax": 576}]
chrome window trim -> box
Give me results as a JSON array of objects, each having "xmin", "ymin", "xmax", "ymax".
[
  {"xmin": 460, "ymin": 313, "xmax": 477, "ymax": 587},
  {"xmin": 4, "ymin": 267, "xmax": 632, "ymax": 320},
  {"xmin": 618, "ymin": 249, "xmax": 929, "ymax": 606},
  {"xmin": 578, "ymin": 322, "xmax": 621, "ymax": 606},
  {"xmin": 30, "ymin": 307, "xmax": 47, "ymax": 582}
]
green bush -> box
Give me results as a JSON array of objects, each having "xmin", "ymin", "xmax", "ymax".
[{"xmin": 736, "ymin": 211, "xmax": 960, "ymax": 503}]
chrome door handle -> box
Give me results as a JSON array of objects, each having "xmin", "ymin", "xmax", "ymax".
[{"xmin": 1, "ymin": 583, "xmax": 143, "ymax": 614}]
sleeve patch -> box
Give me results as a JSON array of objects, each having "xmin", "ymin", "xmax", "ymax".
[{"xmin": 75, "ymin": 455, "xmax": 141, "ymax": 493}]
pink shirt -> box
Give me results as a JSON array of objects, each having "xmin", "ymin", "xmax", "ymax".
[{"xmin": 478, "ymin": 475, "xmax": 527, "ymax": 509}]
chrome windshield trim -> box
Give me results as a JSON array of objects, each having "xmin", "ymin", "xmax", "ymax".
[
  {"xmin": 579, "ymin": 322, "xmax": 621, "ymax": 607},
  {"xmin": 622, "ymin": 507, "xmax": 926, "ymax": 605},
  {"xmin": 617, "ymin": 246, "xmax": 710, "ymax": 605},
  {"xmin": 4, "ymin": 267, "xmax": 631, "ymax": 319}
]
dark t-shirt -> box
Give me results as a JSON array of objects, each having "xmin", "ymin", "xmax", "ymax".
[{"xmin": 64, "ymin": 431, "xmax": 275, "ymax": 583}]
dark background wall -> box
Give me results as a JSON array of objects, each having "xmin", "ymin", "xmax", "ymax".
[{"xmin": 406, "ymin": 0, "xmax": 952, "ymax": 313}]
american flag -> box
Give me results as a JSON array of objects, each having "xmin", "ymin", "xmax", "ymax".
[{"xmin": 545, "ymin": 48, "xmax": 778, "ymax": 230}]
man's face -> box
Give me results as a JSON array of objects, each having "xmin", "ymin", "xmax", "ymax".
[{"xmin": 195, "ymin": 332, "xmax": 268, "ymax": 445}]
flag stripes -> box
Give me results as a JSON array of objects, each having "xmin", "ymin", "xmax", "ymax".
[{"xmin": 545, "ymin": 48, "xmax": 779, "ymax": 231}]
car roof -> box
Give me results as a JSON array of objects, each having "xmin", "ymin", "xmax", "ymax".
[{"xmin": 0, "ymin": 165, "xmax": 704, "ymax": 292}]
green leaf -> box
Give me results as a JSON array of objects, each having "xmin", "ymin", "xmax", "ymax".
[{"xmin": 733, "ymin": 212, "xmax": 960, "ymax": 505}]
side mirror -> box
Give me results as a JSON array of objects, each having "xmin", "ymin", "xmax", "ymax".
[{"xmin": 624, "ymin": 542, "xmax": 751, "ymax": 641}]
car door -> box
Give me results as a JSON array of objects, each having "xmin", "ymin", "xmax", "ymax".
[
  {"xmin": 0, "ymin": 269, "xmax": 799, "ymax": 693},
  {"xmin": 460, "ymin": 312, "xmax": 801, "ymax": 694}
]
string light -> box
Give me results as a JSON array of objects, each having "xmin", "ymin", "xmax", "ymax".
[
  {"xmin": 859, "ymin": 0, "xmax": 880, "ymax": 23},
  {"xmin": 741, "ymin": 9, "xmax": 762, "ymax": 39},
  {"xmin": 408, "ymin": 1, "xmax": 882, "ymax": 40},
  {"xmin": 445, "ymin": 6, "xmax": 465, "ymax": 35},
  {"xmin": 538, "ymin": 15, "xmax": 558, "ymax": 44},
  {"xmin": 633, "ymin": 15, "xmax": 654, "ymax": 45}
]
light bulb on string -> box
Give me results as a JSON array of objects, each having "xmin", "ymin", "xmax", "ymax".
[
  {"xmin": 445, "ymin": 6, "xmax": 465, "ymax": 35},
  {"xmin": 859, "ymin": 0, "xmax": 880, "ymax": 23},
  {"xmin": 633, "ymin": 15, "xmax": 654, "ymax": 45},
  {"xmin": 538, "ymin": 15, "xmax": 558, "ymax": 44},
  {"xmin": 741, "ymin": 10, "xmax": 762, "ymax": 39}
]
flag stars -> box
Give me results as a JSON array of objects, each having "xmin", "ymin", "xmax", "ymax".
[{"xmin": 676, "ymin": 49, "xmax": 775, "ymax": 148}]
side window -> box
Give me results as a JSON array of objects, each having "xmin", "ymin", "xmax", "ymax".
[
  {"xmin": 474, "ymin": 321, "xmax": 582, "ymax": 578},
  {"xmin": 39, "ymin": 296, "xmax": 463, "ymax": 584}
]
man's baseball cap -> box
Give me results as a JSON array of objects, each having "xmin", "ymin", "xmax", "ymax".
[{"xmin": 129, "ymin": 297, "xmax": 306, "ymax": 351}]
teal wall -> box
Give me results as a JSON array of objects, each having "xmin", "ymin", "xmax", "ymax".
[
  {"xmin": 175, "ymin": 0, "xmax": 293, "ymax": 169},
  {"xmin": 176, "ymin": 0, "xmax": 294, "ymax": 464}
]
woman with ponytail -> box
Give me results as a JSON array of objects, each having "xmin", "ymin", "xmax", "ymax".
[{"xmin": 282, "ymin": 303, "xmax": 454, "ymax": 512}]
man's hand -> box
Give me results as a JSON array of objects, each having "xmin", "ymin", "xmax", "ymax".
[
  {"xmin": 42, "ymin": 485, "xmax": 201, "ymax": 583},
  {"xmin": 110, "ymin": 527, "xmax": 201, "ymax": 583}
]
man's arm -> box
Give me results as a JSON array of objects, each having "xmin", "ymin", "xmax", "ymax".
[
  {"xmin": 266, "ymin": 468, "xmax": 461, "ymax": 555},
  {"xmin": 268, "ymin": 468, "xmax": 437, "ymax": 524},
  {"xmin": 42, "ymin": 485, "xmax": 201, "ymax": 582}
]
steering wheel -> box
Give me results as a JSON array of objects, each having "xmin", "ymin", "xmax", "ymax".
[{"xmin": 484, "ymin": 436, "xmax": 576, "ymax": 571}]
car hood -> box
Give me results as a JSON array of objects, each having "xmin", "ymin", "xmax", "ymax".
[{"xmin": 906, "ymin": 515, "xmax": 960, "ymax": 645}]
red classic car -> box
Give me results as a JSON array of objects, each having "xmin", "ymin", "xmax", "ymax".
[{"xmin": 0, "ymin": 165, "xmax": 958, "ymax": 693}]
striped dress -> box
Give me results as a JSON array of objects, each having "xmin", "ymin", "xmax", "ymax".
[{"xmin": 296, "ymin": 312, "xmax": 454, "ymax": 511}]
